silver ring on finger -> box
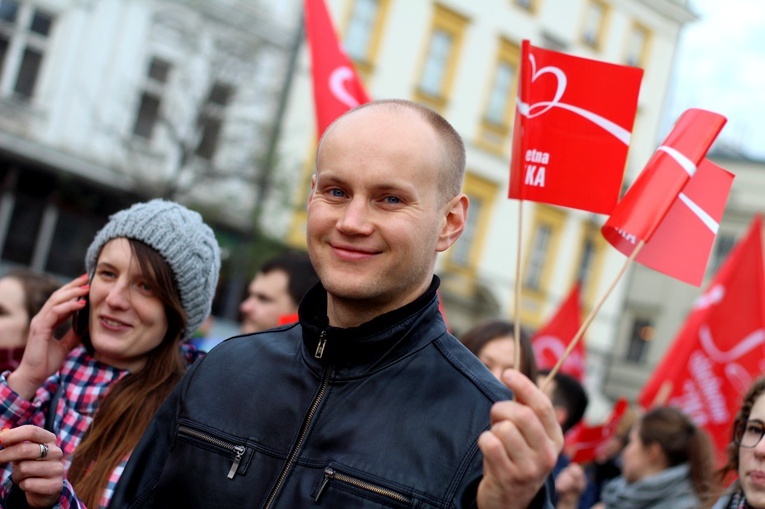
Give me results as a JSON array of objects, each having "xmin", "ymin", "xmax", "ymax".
[{"xmin": 36, "ymin": 442, "xmax": 49, "ymax": 460}]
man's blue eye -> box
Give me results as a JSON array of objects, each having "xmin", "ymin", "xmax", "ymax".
[
  {"xmin": 330, "ymin": 189, "xmax": 345, "ymax": 197},
  {"xmin": 385, "ymin": 196, "xmax": 401, "ymax": 204}
]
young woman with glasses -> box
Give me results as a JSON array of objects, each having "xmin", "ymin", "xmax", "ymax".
[{"xmin": 714, "ymin": 377, "xmax": 765, "ymax": 509}]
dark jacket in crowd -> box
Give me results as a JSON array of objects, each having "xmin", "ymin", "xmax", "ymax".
[{"xmin": 111, "ymin": 277, "xmax": 554, "ymax": 508}]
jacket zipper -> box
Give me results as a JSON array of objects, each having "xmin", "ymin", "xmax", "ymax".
[
  {"xmin": 314, "ymin": 467, "xmax": 411, "ymax": 505},
  {"xmin": 315, "ymin": 330, "xmax": 327, "ymax": 358},
  {"xmin": 263, "ymin": 365, "xmax": 332, "ymax": 509},
  {"xmin": 178, "ymin": 425, "xmax": 246, "ymax": 479}
]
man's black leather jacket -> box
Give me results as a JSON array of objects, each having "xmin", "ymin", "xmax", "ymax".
[{"xmin": 111, "ymin": 277, "xmax": 554, "ymax": 508}]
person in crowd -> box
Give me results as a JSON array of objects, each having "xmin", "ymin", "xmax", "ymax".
[
  {"xmin": 239, "ymin": 251, "xmax": 318, "ymax": 334},
  {"xmin": 713, "ymin": 376, "xmax": 765, "ymax": 508},
  {"xmin": 576, "ymin": 407, "xmax": 635, "ymax": 509},
  {"xmin": 0, "ymin": 268, "xmax": 60, "ymax": 372},
  {"xmin": 595, "ymin": 406, "xmax": 717, "ymax": 509},
  {"xmin": 110, "ymin": 99, "xmax": 561, "ymax": 508},
  {"xmin": 461, "ymin": 321, "xmax": 561, "ymax": 507},
  {"xmin": 461, "ymin": 318, "xmax": 538, "ymax": 382},
  {"xmin": 537, "ymin": 369, "xmax": 590, "ymax": 509},
  {"xmin": 538, "ymin": 370, "xmax": 589, "ymax": 437},
  {"xmin": 0, "ymin": 199, "xmax": 221, "ymax": 509}
]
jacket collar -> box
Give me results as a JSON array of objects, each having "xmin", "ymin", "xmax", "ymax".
[{"xmin": 299, "ymin": 276, "xmax": 445, "ymax": 377}]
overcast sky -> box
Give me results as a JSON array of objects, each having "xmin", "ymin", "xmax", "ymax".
[{"xmin": 665, "ymin": 0, "xmax": 765, "ymax": 159}]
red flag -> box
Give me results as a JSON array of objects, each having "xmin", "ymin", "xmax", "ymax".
[
  {"xmin": 277, "ymin": 312, "xmax": 299, "ymax": 326},
  {"xmin": 304, "ymin": 0, "xmax": 370, "ymax": 139},
  {"xmin": 638, "ymin": 215, "xmax": 765, "ymax": 461},
  {"xmin": 617, "ymin": 159, "xmax": 734, "ymax": 286},
  {"xmin": 602, "ymin": 109, "xmax": 727, "ymax": 255},
  {"xmin": 532, "ymin": 283, "xmax": 586, "ymax": 381},
  {"xmin": 566, "ymin": 398, "xmax": 628, "ymax": 464},
  {"xmin": 509, "ymin": 40, "xmax": 643, "ymax": 213}
]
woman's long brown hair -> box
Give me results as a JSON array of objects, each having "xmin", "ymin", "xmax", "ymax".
[{"xmin": 67, "ymin": 239, "xmax": 187, "ymax": 508}]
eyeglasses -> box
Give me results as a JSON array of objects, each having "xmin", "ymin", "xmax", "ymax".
[{"xmin": 734, "ymin": 420, "xmax": 765, "ymax": 448}]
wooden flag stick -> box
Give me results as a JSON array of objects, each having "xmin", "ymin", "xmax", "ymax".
[
  {"xmin": 514, "ymin": 200, "xmax": 524, "ymax": 371},
  {"xmin": 541, "ymin": 240, "xmax": 646, "ymax": 392},
  {"xmin": 651, "ymin": 380, "xmax": 674, "ymax": 408}
]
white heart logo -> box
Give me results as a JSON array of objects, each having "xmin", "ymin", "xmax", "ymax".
[
  {"xmin": 526, "ymin": 54, "xmax": 567, "ymax": 118},
  {"xmin": 329, "ymin": 66, "xmax": 361, "ymax": 109}
]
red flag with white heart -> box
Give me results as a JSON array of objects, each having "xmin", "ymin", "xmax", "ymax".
[
  {"xmin": 638, "ymin": 215, "xmax": 765, "ymax": 462},
  {"xmin": 532, "ymin": 282, "xmax": 586, "ymax": 381},
  {"xmin": 509, "ymin": 40, "xmax": 643, "ymax": 214},
  {"xmin": 305, "ymin": 0, "xmax": 370, "ymax": 140}
]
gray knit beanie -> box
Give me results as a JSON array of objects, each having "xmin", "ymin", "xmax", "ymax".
[{"xmin": 85, "ymin": 199, "xmax": 221, "ymax": 338}]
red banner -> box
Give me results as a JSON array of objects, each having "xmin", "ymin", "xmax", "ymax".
[
  {"xmin": 638, "ymin": 215, "xmax": 765, "ymax": 461},
  {"xmin": 619, "ymin": 159, "xmax": 734, "ymax": 286},
  {"xmin": 277, "ymin": 313, "xmax": 299, "ymax": 326},
  {"xmin": 305, "ymin": 0, "xmax": 370, "ymax": 140},
  {"xmin": 532, "ymin": 283, "xmax": 586, "ymax": 381},
  {"xmin": 566, "ymin": 398, "xmax": 628, "ymax": 464},
  {"xmin": 509, "ymin": 40, "xmax": 643, "ymax": 214},
  {"xmin": 602, "ymin": 109, "xmax": 727, "ymax": 255}
]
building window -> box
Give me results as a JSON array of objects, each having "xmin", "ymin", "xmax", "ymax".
[
  {"xmin": 477, "ymin": 37, "xmax": 520, "ymax": 153},
  {"xmin": 414, "ymin": 4, "xmax": 469, "ymax": 111},
  {"xmin": 577, "ymin": 236, "xmax": 595, "ymax": 284},
  {"xmin": 485, "ymin": 63, "xmax": 514, "ymax": 125},
  {"xmin": 626, "ymin": 317, "xmax": 654, "ymax": 363},
  {"xmin": 343, "ymin": 0, "xmax": 391, "ymax": 80},
  {"xmin": 452, "ymin": 197, "xmax": 480, "ymax": 267},
  {"xmin": 420, "ymin": 30, "xmax": 451, "ymax": 96},
  {"xmin": 445, "ymin": 172, "xmax": 498, "ymax": 277},
  {"xmin": 195, "ymin": 81, "xmax": 233, "ymax": 160},
  {"xmin": 709, "ymin": 232, "xmax": 735, "ymax": 275},
  {"xmin": 572, "ymin": 219, "xmax": 605, "ymax": 302},
  {"xmin": 624, "ymin": 22, "xmax": 650, "ymax": 67},
  {"xmin": 514, "ymin": 0, "xmax": 540, "ymax": 14},
  {"xmin": 345, "ymin": 0, "xmax": 378, "ymax": 61},
  {"xmin": 522, "ymin": 204, "xmax": 565, "ymax": 315},
  {"xmin": 581, "ymin": 0, "xmax": 609, "ymax": 50},
  {"xmin": 132, "ymin": 57, "xmax": 172, "ymax": 140},
  {"xmin": 0, "ymin": 0, "xmax": 54, "ymax": 100},
  {"xmin": 1, "ymin": 193, "xmax": 42, "ymax": 264}
]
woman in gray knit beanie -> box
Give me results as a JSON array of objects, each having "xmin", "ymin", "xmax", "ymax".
[{"xmin": 0, "ymin": 199, "xmax": 221, "ymax": 509}]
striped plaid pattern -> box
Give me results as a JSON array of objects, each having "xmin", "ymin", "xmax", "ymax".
[{"xmin": 0, "ymin": 343, "xmax": 202, "ymax": 508}]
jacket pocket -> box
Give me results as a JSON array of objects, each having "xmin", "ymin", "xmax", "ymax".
[
  {"xmin": 312, "ymin": 465, "xmax": 414, "ymax": 508},
  {"xmin": 176, "ymin": 423, "xmax": 251, "ymax": 479}
]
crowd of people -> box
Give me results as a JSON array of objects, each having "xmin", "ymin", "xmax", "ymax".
[{"xmin": 0, "ymin": 99, "xmax": 762, "ymax": 509}]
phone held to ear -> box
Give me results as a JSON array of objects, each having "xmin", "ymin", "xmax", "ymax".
[
  {"xmin": 71, "ymin": 275, "xmax": 95, "ymax": 355},
  {"xmin": 72, "ymin": 296, "xmax": 89, "ymax": 337}
]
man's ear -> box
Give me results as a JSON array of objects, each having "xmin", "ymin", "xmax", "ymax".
[
  {"xmin": 436, "ymin": 194, "xmax": 469, "ymax": 252},
  {"xmin": 646, "ymin": 442, "xmax": 668, "ymax": 468},
  {"xmin": 554, "ymin": 407, "xmax": 570, "ymax": 430}
]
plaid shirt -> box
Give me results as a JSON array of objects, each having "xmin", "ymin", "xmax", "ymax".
[{"xmin": 0, "ymin": 343, "xmax": 203, "ymax": 509}]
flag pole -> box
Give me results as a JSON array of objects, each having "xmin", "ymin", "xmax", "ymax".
[
  {"xmin": 514, "ymin": 200, "xmax": 524, "ymax": 371},
  {"xmin": 651, "ymin": 380, "xmax": 674, "ymax": 407},
  {"xmin": 541, "ymin": 240, "xmax": 645, "ymax": 391}
]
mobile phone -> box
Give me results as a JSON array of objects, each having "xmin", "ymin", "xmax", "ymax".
[
  {"xmin": 72, "ymin": 294, "xmax": 90, "ymax": 336},
  {"xmin": 72, "ymin": 272, "xmax": 94, "ymax": 355}
]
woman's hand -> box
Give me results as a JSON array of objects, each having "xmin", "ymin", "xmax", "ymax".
[
  {"xmin": 7, "ymin": 275, "xmax": 89, "ymax": 399},
  {"xmin": 0, "ymin": 425, "xmax": 65, "ymax": 508}
]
